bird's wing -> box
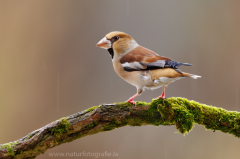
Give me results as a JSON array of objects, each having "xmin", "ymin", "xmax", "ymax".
[{"xmin": 120, "ymin": 46, "xmax": 192, "ymax": 73}]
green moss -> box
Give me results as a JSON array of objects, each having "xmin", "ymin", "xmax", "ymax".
[
  {"xmin": 159, "ymin": 98, "xmax": 194, "ymax": 133},
  {"xmin": 28, "ymin": 134, "xmax": 34, "ymax": 139},
  {"xmin": 103, "ymin": 101, "xmax": 163, "ymax": 131},
  {"xmin": 84, "ymin": 106, "xmax": 101, "ymax": 113},
  {"xmin": 103, "ymin": 118, "xmax": 129, "ymax": 131},
  {"xmin": 52, "ymin": 118, "xmax": 71, "ymax": 138},
  {"xmin": 159, "ymin": 97, "xmax": 240, "ymax": 136},
  {"xmin": 85, "ymin": 121, "xmax": 98, "ymax": 129},
  {"xmin": 114, "ymin": 97, "xmax": 240, "ymax": 136},
  {"xmin": 127, "ymin": 116, "xmax": 146, "ymax": 126},
  {"xmin": 103, "ymin": 123, "xmax": 116, "ymax": 131},
  {"xmin": 7, "ymin": 147, "xmax": 15, "ymax": 157},
  {"xmin": 86, "ymin": 124, "xmax": 94, "ymax": 128},
  {"xmin": 116, "ymin": 102, "xmax": 135, "ymax": 108},
  {"xmin": 66, "ymin": 134, "xmax": 87, "ymax": 143},
  {"xmin": 106, "ymin": 97, "xmax": 240, "ymax": 136},
  {"xmin": 0, "ymin": 142, "xmax": 17, "ymax": 156},
  {"xmin": 136, "ymin": 101, "xmax": 150, "ymax": 106}
]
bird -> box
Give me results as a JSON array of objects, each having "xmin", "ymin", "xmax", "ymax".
[{"xmin": 96, "ymin": 31, "xmax": 201, "ymax": 104}]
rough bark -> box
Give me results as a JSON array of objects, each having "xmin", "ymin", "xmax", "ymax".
[{"xmin": 1, "ymin": 97, "xmax": 240, "ymax": 159}]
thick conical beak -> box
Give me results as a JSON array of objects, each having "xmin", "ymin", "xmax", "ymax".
[{"xmin": 96, "ymin": 37, "xmax": 111, "ymax": 49}]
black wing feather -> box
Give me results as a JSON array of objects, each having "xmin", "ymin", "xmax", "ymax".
[{"xmin": 164, "ymin": 60, "xmax": 192, "ymax": 73}]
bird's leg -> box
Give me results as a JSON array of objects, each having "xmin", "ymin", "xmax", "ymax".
[
  {"xmin": 157, "ymin": 86, "xmax": 166, "ymax": 99},
  {"xmin": 126, "ymin": 88, "xmax": 143, "ymax": 105},
  {"xmin": 126, "ymin": 93, "xmax": 139, "ymax": 105}
]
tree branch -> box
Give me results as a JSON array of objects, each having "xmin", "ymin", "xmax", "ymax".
[{"xmin": 1, "ymin": 97, "xmax": 240, "ymax": 159}]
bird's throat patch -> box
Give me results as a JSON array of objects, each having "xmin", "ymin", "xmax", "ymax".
[{"xmin": 108, "ymin": 48, "xmax": 114, "ymax": 59}]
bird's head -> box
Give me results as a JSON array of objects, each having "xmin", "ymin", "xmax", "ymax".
[{"xmin": 96, "ymin": 31, "xmax": 138, "ymax": 59}]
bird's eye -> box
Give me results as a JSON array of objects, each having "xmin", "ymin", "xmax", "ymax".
[{"xmin": 114, "ymin": 36, "xmax": 119, "ymax": 40}]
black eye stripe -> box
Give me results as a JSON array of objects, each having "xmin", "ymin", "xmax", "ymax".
[
  {"xmin": 111, "ymin": 36, "xmax": 119, "ymax": 41},
  {"xmin": 110, "ymin": 36, "xmax": 119, "ymax": 45}
]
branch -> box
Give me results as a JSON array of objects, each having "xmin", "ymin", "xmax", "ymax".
[{"xmin": 1, "ymin": 97, "xmax": 240, "ymax": 158}]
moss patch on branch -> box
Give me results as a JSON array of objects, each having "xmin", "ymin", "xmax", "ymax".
[
  {"xmin": 84, "ymin": 106, "xmax": 101, "ymax": 113},
  {"xmin": 52, "ymin": 118, "xmax": 71, "ymax": 138},
  {"xmin": 0, "ymin": 141, "xmax": 18, "ymax": 157},
  {"xmin": 154, "ymin": 97, "xmax": 240, "ymax": 136},
  {"xmin": 83, "ymin": 97, "xmax": 240, "ymax": 137}
]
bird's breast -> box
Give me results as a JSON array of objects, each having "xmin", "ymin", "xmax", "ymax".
[{"xmin": 112, "ymin": 61, "xmax": 145, "ymax": 87}]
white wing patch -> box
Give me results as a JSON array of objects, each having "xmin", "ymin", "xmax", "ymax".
[
  {"xmin": 122, "ymin": 62, "xmax": 146, "ymax": 70},
  {"xmin": 145, "ymin": 60, "xmax": 166, "ymax": 68}
]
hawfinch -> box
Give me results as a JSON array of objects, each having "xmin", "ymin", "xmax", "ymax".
[{"xmin": 96, "ymin": 31, "xmax": 201, "ymax": 104}]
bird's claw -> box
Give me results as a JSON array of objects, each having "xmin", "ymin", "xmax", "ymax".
[
  {"xmin": 126, "ymin": 100, "xmax": 136, "ymax": 105},
  {"xmin": 157, "ymin": 96, "xmax": 165, "ymax": 99}
]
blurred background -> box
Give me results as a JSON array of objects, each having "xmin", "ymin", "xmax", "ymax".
[{"xmin": 0, "ymin": 0, "xmax": 240, "ymax": 158}]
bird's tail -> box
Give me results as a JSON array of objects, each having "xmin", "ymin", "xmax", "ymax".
[
  {"xmin": 190, "ymin": 74, "xmax": 201, "ymax": 79},
  {"xmin": 166, "ymin": 61, "xmax": 192, "ymax": 68},
  {"xmin": 182, "ymin": 73, "xmax": 201, "ymax": 79},
  {"xmin": 179, "ymin": 63, "xmax": 192, "ymax": 66}
]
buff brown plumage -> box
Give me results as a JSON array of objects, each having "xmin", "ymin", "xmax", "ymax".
[{"xmin": 96, "ymin": 31, "xmax": 201, "ymax": 104}]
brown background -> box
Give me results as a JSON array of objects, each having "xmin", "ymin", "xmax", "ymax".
[{"xmin": 0, "ymin": 0, "xmax": 240, "ymax": 158}]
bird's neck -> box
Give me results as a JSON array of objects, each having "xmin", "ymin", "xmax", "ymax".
[{"xmin": 112, "ymin": 40, "xmax": 139, "ymax": 62}]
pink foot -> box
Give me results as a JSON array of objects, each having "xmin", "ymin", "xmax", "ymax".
[
  {"xmin": 126, "ymin": 100, "xmax": 136, "ymax": 105},
  {"xmin": 157, "ymin": 95, "xmax": 165, "ymax": 99},
  {"xmin": 126, "ymin": 93, "xmax": 138, "ymax": 105}
]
